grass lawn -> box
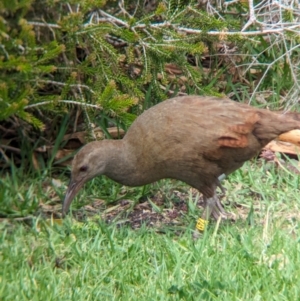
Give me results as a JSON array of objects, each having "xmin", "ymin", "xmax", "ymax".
[{"xmin": 1, "ymin": 159, "xmax": 300, "ymax": 300}]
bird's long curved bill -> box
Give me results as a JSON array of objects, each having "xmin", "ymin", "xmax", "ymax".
[{"xmin": 62, "ymin": 180, "xmax": 84, "ymax": 216}]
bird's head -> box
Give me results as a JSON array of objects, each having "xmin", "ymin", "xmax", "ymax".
[{"xmin": 62, "ymin": 141, "xmax": 107, "ymax": 216}]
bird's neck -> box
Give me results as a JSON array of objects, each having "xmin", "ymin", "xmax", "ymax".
[{"xmin": 103, "ymin": 139, "xmax": 140, "ymax": 186}]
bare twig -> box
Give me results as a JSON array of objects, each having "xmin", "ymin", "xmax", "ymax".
[
  {"xmin": 25, "ymin": 100, "xmax": 102, "ymax": 110},
  {"xmin": 0, "ymin": 148, "xmax": 11, "ymax": 163},
  {"xmin": 27, "ymin": 21, "xmax": 60, "ymax": 28},
  {"xmin": 0, "ymin": 145, "xmax": 21, "ymax": 153},
  {"xmin": 32, "ymin": 80, "xmax": 95, "ymax": 94}
]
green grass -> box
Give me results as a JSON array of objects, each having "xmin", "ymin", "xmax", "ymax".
[{"xmin": 1, "ymin": 159, "xmax": 300, "ymax": 300}]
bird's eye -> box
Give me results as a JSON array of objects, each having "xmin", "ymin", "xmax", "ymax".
[{"xmin": 79, "ymin": 165, "xmax": 88, "ymax": 172}]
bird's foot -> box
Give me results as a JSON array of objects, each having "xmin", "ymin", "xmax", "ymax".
[
  {"xmin": 211, "ymin": 197, "xmax": 228, "ymax": 220},
  {"xmin": 193, "ymin": 194, "xmax": 228, "ymax": 239},
  {"xmin": 202, "ymin": 194, "xmax": 227, "ymax": 221}
]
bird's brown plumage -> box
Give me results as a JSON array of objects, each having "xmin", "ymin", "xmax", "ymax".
[{"xmin": 62, "ymin": 95, "xmax": 300, "ymax": 229}]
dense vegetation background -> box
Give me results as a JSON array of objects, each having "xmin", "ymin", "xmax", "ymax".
[
  {"xmin": 1, "ymin": 1, "xmax": 300, "ymax": 299},
  {"xmin": 1, "ymin": 0, "xmax": 299, "ymax": 171}
]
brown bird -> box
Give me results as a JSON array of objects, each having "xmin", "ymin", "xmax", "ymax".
[{"xmin": 62, "ymin": 95, "xmax": 300, "ymax": 233}]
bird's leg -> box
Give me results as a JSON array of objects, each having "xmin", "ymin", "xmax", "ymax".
[
  {"xmin": 193, "ymin": 189, "xmax": 228, "ymax": 239},
  {"xmin": 215, "ymin": 174, "xmax": 228, "ymax": 215},
  {"xmin": 203, "ymin": 180, "xmax": 228, "ymax": 221},
  {"xmin": 202, "ymin": 193, "xmax": 224, "ymax": 221},
  {"xmin": 215, "ymin": 181, "xmax": 227, "ymax": 215},
  {"xmin": 217, "ymin": 181, "xmax": 226, "ymax": 194},
  {"xmin": 194, "ymin": 193, "xmax": 218, "ymax": 237},
  {"xmin": 193, "ymin": 176, "xmax": 228, "ymax": 238}
]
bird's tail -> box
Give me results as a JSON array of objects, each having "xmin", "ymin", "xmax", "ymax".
[{"xmin": 254, "ymin": 110, "xmax": 300, "ymax": 146}]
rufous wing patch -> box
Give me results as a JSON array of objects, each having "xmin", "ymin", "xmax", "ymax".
[
  {"xmin": 218, "ymin": 135, "xmax": 248, "ymax": 148},
  {"xmin": 218, "ymin": 112, "xmax": 259, "ymax": 148}
]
